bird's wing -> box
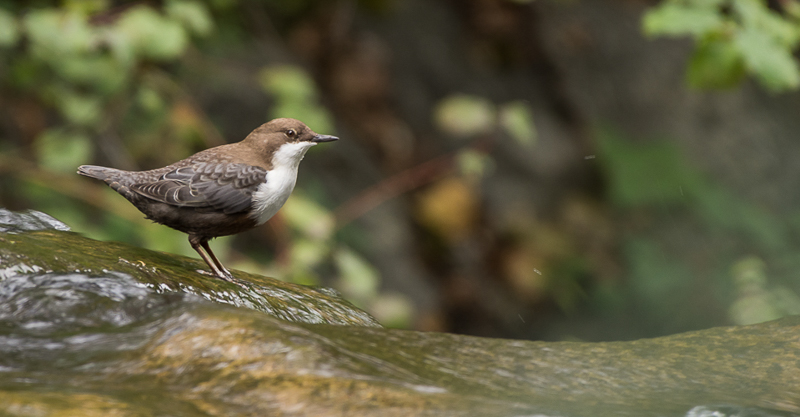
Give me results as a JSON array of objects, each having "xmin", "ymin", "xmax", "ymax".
[{"xmin": 130, "ymin": 163, "xmax": 268, "ymax": 214}]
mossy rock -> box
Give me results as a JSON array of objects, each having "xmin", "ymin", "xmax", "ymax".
[{"xmin": 1, "ymin": 208, "xmax": 798, "ymax": 416}]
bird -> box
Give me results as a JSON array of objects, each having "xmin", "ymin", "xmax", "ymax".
[{"xmin": 77, "ymin": 118, "xmax": 338, "ymax": 282}]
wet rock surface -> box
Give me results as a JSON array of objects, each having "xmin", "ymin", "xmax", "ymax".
[
  {"xmin": 0, "ymin": 208, "xmax": 379, "ymax": 327},
  {"xmin": 0, "ymin": 209, "xmax": 798, "ymax": 416}
]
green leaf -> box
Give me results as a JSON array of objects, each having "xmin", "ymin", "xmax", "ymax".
[
  {"xmin": 642, "ymin": 2, "xmax": 724, "ymax": 37},
  {"xmin": 104, "ymin": 28, "xmax": 137, "ymax": 69},
  {"xmin": 0, "ymin": 8, "xmax": 19, "ymax": 47},
  {"xmin": 728, "ymin": 256, "xmax": 788, "ymax": 325},
  {"xmin": 259, "ymin": 65, "xmax": 335, "ymax": 133},
  {"xmin": 166, "ymin": 0, "xmax": 213, "ymax": 36},
  {"xmin": 271, "ymin": 100, "xmax": 335, "ymax": 134},
  {"xmin": 23, "ymin": 9, "xmax": 95, "ymax": 58},
  {"xmin": 456, "ymin": 149, "xmax": 494, "ymax": 179},
  {"xmin": 57, "ymin": 56, "xmax": 129, "ymax": 94},
  {"xmin": 117, "ymin": 6, "xmax": 188, "ymax": 60},
  {"xmin": 687, "ymin": 37, "xmax": 746, "ymax": 89},
  {"xmin": 35, "ymin": 129, "xmax": 93, "ymax": 173},
  {"xmin": 258, "ymin": 65, "xmax": 318, "ymax": 101},
  {"xmin": 281, "ymin": 194, "xmax": 335, "ymax": 240},
  {"xmin": 334, "ymin": 247, "xmax": 380, "ymax": 302},
  {"xmin": 498, "ymin": 100, "xmax": 537, "ymax": 146},
  {"xmin": 732, "ymin": 0, "xmax": 800, "ymax": 47},
  {"xmin": 643, "ymin": 0, "xmax": 800, "ymax": 92},
  {"xmin": 137, "ymin": 87, "xmax": 165, "ymax": 113},
  {"xmin": 289, "ymin": 238, "xmax": 330, "ymax": 269},
  {"xmin": 56, "ymin": 91, "xmax": 103, "ymax": 125},
  {"xmin": 735, "ymin": 27, "xmax": 800, "ymax": 92},
  {"xmin": 368, "ymin": 293, "xmax": 414, "ymax": 328},
  {"xmin": 434, "ymin": 94, "xmax": 496, "ymax": 138}
]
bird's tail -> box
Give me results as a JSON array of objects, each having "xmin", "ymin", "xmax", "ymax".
[
  {"xmin": 77, "ymin": 165, "xmax": 136, "ymax": 200},
  {"xmin": 77, "ymin": 165, "xmax": 120, "ymax": 181}
]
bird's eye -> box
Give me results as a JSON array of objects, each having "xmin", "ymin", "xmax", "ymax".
[{"xmin": 286, "ymin": 129, "xmax": 296, "ymax": 137}]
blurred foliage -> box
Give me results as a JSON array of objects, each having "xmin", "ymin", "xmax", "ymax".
[
  {"xmin": 415, "ymin": 176, "xmax": 481, "ymax": 242},
  {"xmin": 434, "ymin": 93, "xmax": 536, "ymax": 180},
  {"xmin": 259, "ymin": 65, "xmax": 334, "ymax": 133},
  {"xmin": 498, "ymin": 100, "xmax": 537, "ymax": 146},
  {"xmin": 434, "ymin": 94, "xmax": 537, "ymax": 146},
  {"xmin": 435, "ymin": 94, "xmax": 497, "ymax": 138},
  {"xmin": 644, "ymin": 0, "xmax": 800, "ymax": 91},
  {"xmin": 0, "ymin": 0, "xmax": 411, "ymax": 328},
  {"xmin": 597, "ymin": 127, "xmax": 800, "ymax": 327},
  {"xmin": 729, "ymin": 256, "xmax": 800, "ymax": 324},
  {"xmin": 35, "ymin": 129, "xmax": 93, "ymax": 173},
  {"xmin": 598, "ymin": 128, "xmax": 788, "ymax": 253},
  {"xmin": 429, "ymin": 93, "xmax": 538, "ymax": 246},
  {"xmin": 0, "ymin": 0, "xmax": 217, "ymax": 259},
  {"xmin": 428, "ymin": 94, "xmax": 602, "ymax": 321}
]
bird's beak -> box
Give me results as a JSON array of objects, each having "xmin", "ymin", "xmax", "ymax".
[{"xmin": 311, "ymin": 134, "xmax": 339, "ymax": 143}]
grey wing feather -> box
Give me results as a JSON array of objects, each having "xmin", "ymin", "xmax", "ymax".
[
  {"xmin": 130, "ymin": 163, "xmax": 267, "ymax": 214},
  {"xmin": 132, "ymin": 179, "xmax": 205, "ymax": 206}
]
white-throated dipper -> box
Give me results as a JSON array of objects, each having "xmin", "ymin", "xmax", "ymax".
[{"xmin": 78, "ymin": 118, "xmax": 338, "ymax": 281}]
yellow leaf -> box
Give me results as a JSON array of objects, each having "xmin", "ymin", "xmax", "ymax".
[{"xmin": 415, "ymin": 176, "xmax": 479, "ymax": 242}]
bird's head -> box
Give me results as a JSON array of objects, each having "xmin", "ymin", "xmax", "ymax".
[{"xmin": 244, "ymin": 118, "xmax": 338, "ymax": 168}]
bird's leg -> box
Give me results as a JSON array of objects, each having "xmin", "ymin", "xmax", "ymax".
[
  {"xmin": 189, "ymin": 235, "xmax": 233, "ymax": 281},
  {"xmin": 200, "ymin": 240, "xmax": 234, "ymax": 281}
]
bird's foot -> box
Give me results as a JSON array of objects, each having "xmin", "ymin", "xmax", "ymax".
[
  {"xmin": 218, "ymin": 270, "xmax": 236, "ymax": 282},
  {"xmin": 215, "ymin": 265, "xmax": 235, "ymax": 281},
  {"xmin": 197, "ymin": 268, "xmax": 247, "ymax": 288}
]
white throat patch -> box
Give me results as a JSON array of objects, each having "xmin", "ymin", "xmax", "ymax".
[{"xmin": 250, "ymin": 141, "xmax": 317, "ymax": 225}]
